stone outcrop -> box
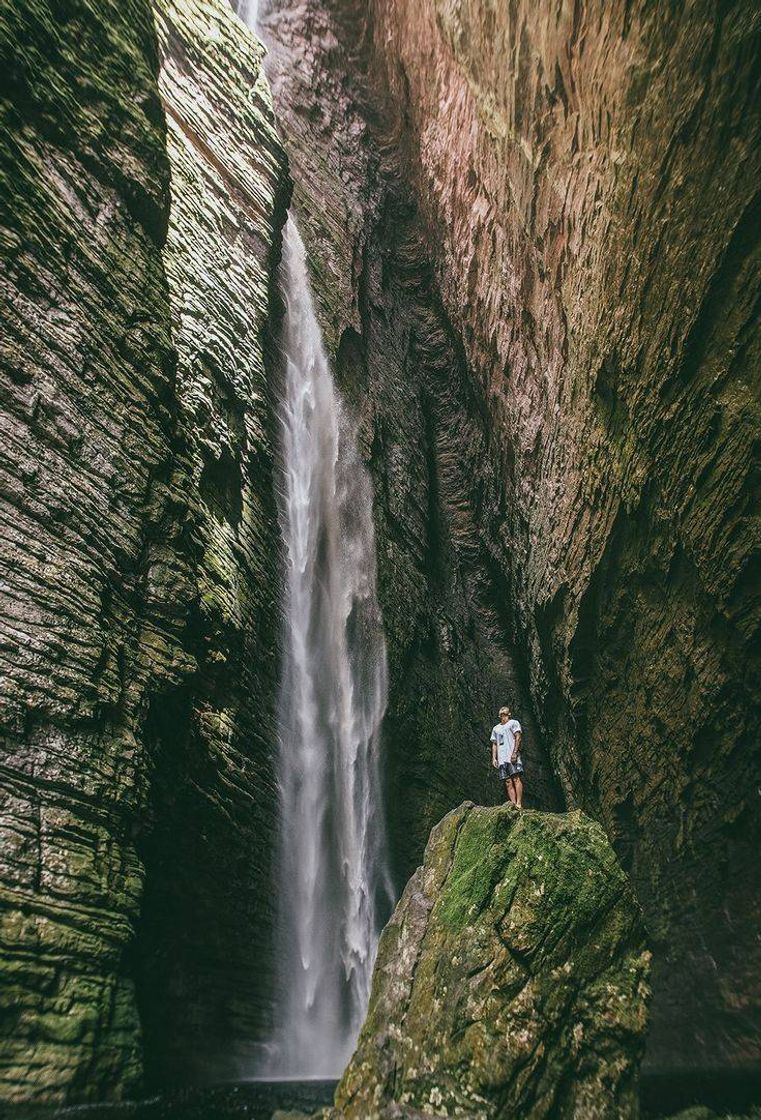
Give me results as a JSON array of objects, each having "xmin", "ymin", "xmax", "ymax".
[
  {"xmin": 0, "ymin": 0, "xmax": 288, "ymax": 1101},
  {"xmin": 258, "ymin": 0, "xmax": 761, "ymax": 1074},
  {"xmin": 335, "ymin": 802, "xmax": 650, "ymax": 1120}
]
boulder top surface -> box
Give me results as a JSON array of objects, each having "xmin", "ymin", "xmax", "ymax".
[{"xmin": 336, "ymin": 801, "xmax": 651, "ymax": 1120}]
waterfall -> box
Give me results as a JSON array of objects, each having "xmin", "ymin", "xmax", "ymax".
[
  {"xmin": 236, "ymin": 0, "xmax": 259, "ymax": 27},
  {"xmin": 264, "ymin": 216, "xmax": 393, "ymax": 1076},
  {"xmin": 233, "ymin": 3, "xmax": 393, "ymax": 1073}
]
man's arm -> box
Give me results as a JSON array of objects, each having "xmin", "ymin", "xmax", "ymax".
[
  {"xmin": 490, "ymin": 733, "xmax": 498, "ymax": 767},
  {"xmin": 511, "ymin": 730, "xmax": 522, "ymax": 763}
]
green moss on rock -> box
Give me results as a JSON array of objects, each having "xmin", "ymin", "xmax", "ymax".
[{"xmin": 336, "ymin": 803, "xmax": 651, "ymax": 1120}]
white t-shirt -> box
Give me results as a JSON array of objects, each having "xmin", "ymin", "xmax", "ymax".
[{"xmin": 491, "ymin": 719, "xmax": 522, "ymax": 764}]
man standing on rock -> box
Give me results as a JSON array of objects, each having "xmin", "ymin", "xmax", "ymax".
[{"xmin": 491, "ymin": 705, "xmax": 524, "ymax": 808}]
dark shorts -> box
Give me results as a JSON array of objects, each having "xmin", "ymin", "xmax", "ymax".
[{"xmin": 498, "ymin": 760, "xmax": 524, "ymax": 781}]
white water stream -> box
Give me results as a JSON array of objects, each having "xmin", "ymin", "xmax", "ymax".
[
  {"xmin": 265, "ymin": 216, "xmax": 393, "ymax": 1077},
  {"xmin": 237, "ymin": 11, "xmax": 394, "ymax": 1067}
]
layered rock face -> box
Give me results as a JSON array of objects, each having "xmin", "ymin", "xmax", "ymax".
[
  {"xmin": 136, "ymin": 0, "xmax": 288, "ymax": 1087},
  {"xmin": 336, "ymin": 803, "xmax": 650, "ymax": 1120},
  {"xmin": 0, "ymin": 0, "xmax": 287, "ymax": 1100},
  {"xmin": 264, "ymin": 0, "xmax": 761, "ymax": 1073},
  {"xmin": 256, "ymin": 1, "xmax": 562, "ymax": 890},
  {"xmin": 0, "ymin": 0, "xmax": 180, "ymax": 1100}
]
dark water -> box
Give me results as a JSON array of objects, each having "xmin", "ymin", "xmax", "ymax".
[
  {"xmin": 641, "ymin": 1069, "xmax": 761, "ymax": 1117},
  {"xmin": 2, "ymin": 1081, "xmax": 336, "ymax": 1120},
  {"xmin": 6, "ymin": 1072, "xmax": 761, "ymax": 1120}
]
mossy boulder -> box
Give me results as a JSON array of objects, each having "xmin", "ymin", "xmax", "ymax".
[{"xmin": 335, "ymin": 803, "xmax": 651, "ymax": 1120}]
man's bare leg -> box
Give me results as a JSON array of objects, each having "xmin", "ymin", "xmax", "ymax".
[
  {"xmin": 505, "ymin": 779, "xmax": 516, "ymax": 804},
  {"xmin": 513, "ymin": 776, "xmax": 524, "ymax": 809}
]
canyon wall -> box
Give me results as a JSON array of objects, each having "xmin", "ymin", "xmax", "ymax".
[
  {"xmin": 136, "ymin": 0, "xmax": 288, "ymax": 1088},
  {"xmin": 0, "ymin": 0, "xmax": 287, "ymax": 1100},
  {"xmin": 317, "ymin": 0, "xmax": 760, "ymax": 1076},
  {"xmin": 0, "ymin": 0, "xmax": 180, "ymax": 1099},
  {"xmin": 257, "ymin": 0, "xmax": 562, "ymax": 890},
  {"xmin": 1, "ymin": 0, "xmax": 757, "ymax": 1100}
]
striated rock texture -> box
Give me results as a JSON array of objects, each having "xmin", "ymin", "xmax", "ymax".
[
  {"xmin": 255, "ymin": 0, "xmax": 562, "ymax": 891},
  {"xmin": 136, "ymin": 0, "xmax": 288, "ymax": 1088},
  {"xmin": 0, "ymin": 0, "xmax": 182, "ymax": 1101},
  {"xmin": 0, "ymin": 0, "xmax": 288, "ymax": 1100},
  {"xmin": 264, "ymin": 0, "xmax": 761, "ymax": 1073},
  {"xmin": 335, "ymin": 802, "xmax": 650, "ymax": 1120}
]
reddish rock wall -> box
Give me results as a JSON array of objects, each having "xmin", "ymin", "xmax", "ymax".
[
  {"xmin": 352, "ymin": 0, "xmax": 761, "ymax": 1073},
  {"xmin": 262, "ymin": 0, "xmax": 761, "ymax": 1074}
]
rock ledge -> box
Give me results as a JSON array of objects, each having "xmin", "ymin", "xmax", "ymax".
[{"xmin": 336, "ymin": 802, "xmax": 650, "ymax": 1120}]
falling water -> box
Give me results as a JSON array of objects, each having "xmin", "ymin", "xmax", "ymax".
[
  {"xmin": 236, "ymin": 0, "xmax": 259, "ymax": 27},
  {"xmin": 263, "ymin": 216, "xmax": 393, "ymax": 1074},
  {"xmin": 235, "ymin": 2, "xmax": 393, "ymax": 1074}
]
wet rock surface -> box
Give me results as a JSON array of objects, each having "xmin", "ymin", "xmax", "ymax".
[
  {"xmin": 4, "ymin": 1080, "xmax": 761, "ymax": 1120},
  {"xmin": 3, "ymin": 1080, "xmax": 337, "ymax": 1119},
  {"xmin": 335, "ymin": 802, "xmax": 650, "ymax": 1120}
]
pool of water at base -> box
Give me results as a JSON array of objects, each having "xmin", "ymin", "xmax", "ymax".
[
  {"xmin": 5, "ymin": 1070, "xmax": 761, "ymax": 1120},
  {"xmin": 2, "ymin": 1080, "xmax": 337, "ymax": 1120}
]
